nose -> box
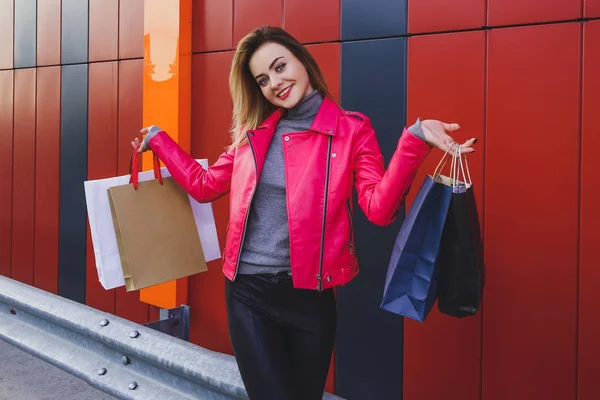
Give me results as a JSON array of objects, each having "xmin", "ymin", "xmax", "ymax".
[{"xmin": 270, "ymin": 75, "xmax": 284, "ymax": 90}]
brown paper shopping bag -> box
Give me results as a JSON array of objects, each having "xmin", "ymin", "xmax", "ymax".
[{"xmin": 107, "ymin": 150, "xmax": 207, "ymax": 291}]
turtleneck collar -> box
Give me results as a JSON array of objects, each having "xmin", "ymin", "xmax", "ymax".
[{"xmin": 285, "ymin": 89, "xmax": 323, "ymax": 120}]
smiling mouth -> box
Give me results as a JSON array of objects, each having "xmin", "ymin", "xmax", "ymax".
[{"xmin": 277, "ymin": 85, "xmax": 293, "ymax": 99}]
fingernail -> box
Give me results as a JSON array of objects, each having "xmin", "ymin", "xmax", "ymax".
[{"xmin": 473, "ymin": 138, "xmax": 478, "ymax": 144}]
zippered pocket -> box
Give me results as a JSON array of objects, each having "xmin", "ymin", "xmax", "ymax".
[{"xmin": 346, "ymin": 198, "xmax": 355, "ymax": 255}]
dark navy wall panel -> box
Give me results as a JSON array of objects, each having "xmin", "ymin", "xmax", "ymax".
[
  {"xmin": 14, "ymin": 0, "xmax": 37, "ymax": 68},
  {"xmin": 59, "ymin": 64, "xmax": 88, "ymax": 303},
  {"xmin": 341, "ymin": 0, "xmax": 407, "ymax": 40},
  {"xmin": 337, "ymin": 38, "xmax": 407, "ymax": 400},
  {"xmin": 61, "ymin": 0, "xmax": 89, "ymax": 64}
]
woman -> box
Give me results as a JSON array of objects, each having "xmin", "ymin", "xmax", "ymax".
[{"xmin": 133, "ymin": 26, "xmax": 476, "ymax": 400}]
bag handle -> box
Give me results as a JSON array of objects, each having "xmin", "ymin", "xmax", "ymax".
[
  {"xmin": 129, "ymin": 146, "xmax": 163, "ymax": 190},
  {"xmin": 433, "ymin": 142, "xmax": 460, "ymax": 178},
  {"xmin": 433, "ymin": 143, "xmax": 473, "ymax": 189}
]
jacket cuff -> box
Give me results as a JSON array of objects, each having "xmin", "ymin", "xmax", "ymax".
[
  {"xmin": 407, "ymin": 117, "xmax": 426, "ymax": 142},
  {"xmin": 143, "ymin": 125, "xmax": 163, "ymax": 149}
]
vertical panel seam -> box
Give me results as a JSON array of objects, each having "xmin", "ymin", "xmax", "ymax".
[
  {"xmin": 231, "ymin": 0, "xmax": 235, "ymax": 49},
  {"xmin": 576, "ymin": 20, "xmax": 584, "ymax": 400},
  {"xmin": 33, "ymin": 68, "xmax": 37, "ymax": 287},
  {"xmin": 117, "ymin": 0, "xmax": 121, "ymax": 61},
  {"xmin": 10, "ymin": 69, "xmax": 14, "ymax": 278},
  {"xmin": 281, "ymin": 0, "xmax": 285, "ymax": 29},
  {"xmin": 480, "ymin": 27, "xmax": 489, "ymax": 400}
]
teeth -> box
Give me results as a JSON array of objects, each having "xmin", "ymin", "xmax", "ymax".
[{"xmin": 278, "ymin": 86, "xmax": 291, "ymax": 98}]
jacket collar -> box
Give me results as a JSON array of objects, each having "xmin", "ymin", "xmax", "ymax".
[{"xmin": 253, "ymin": 96, "xmax": 339, "ymax": 136}]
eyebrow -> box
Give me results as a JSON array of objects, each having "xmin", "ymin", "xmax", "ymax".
[{"xmin": 254, "ymin": 57, "xmax": 284, "ymax": 79}]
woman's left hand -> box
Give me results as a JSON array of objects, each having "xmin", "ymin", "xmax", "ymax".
[{"xmin": 420, "ymin": 119, "xmax": 477, "ymax": 154}]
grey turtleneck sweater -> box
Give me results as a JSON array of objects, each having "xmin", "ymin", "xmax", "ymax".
[
  {"xmin": 145, "ymin": 91, "xmax": 426, "ymax": 275},
  {"xmin": 237, "ymin": 90, "xmax": 324, "ymax": 275}
]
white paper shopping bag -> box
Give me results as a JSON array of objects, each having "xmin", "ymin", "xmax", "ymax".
[{"xmin": 84, "ymin": 159, "xmax": 221, "ymax": 290}]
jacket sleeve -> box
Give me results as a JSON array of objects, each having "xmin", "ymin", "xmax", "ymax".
[
  {"xmin": 148, "ymin": 130, "xmax": 234, "ymax": 203},
  {"xmin": 353, "ymin": 118, "xmax": 432, "ymax": 226}
]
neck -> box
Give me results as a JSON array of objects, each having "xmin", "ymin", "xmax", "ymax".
[{"xmin": 286, "ymin": 90, "xmax": 323, "ymax": 120}]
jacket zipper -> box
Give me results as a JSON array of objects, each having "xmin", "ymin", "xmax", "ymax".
[
  {"xmin": 317, "ymin": 137, "xmax": 333, "ymax": 291},
  {"xmin": 346, "ymin": 198, "xmax": 354, "ymax": 255},
  {"xmin": 233, "ymin": 131, "xmax": 258, "ymax": 281}
]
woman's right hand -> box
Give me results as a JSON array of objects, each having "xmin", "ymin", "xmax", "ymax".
[
  {"xmin": 131, "ymin": 136, "xmax": 147, "ymax": 153},
  {"xmin": 132, "ymin": 126, "xmax": 160, "ymax": 153}
]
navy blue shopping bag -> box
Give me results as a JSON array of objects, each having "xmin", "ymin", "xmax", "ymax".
[{"xmin": 381, "ymin": 175, "xmax": 453, "ymax": 322}]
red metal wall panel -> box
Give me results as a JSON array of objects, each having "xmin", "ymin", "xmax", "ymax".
[
  {"xmin": 89, "ymin": 0, "xmax": 118, "ymax": 62},
  {"xmin": 37, "ymin": 0, "xmax": 61, "ymax": 66},
  {"xmin": 0, "ymin": 0, "xmax": 14, "ymax": 69},
  {"xmin": 306, "ymin": 43, "xmax": 341, "ymax": 102},
  {"xmin": 12, "ymin": 69, "xmax": 36, "ymax": 285},
  {"xmin": 34, "ymin": 67, "xmax": 61, "ymax": 294},
  {"xmin": 578, "ymin": 20, "xmax": 600, "ymax": 400},
  {"xmin": 233, "ymin": 0, "xmax": 282, "ymax": 47},
  {"xmin": 488, "ymin": 0, "xmax": 581, "ymax": 26},
  {"xmin": 0, "ymin": 71, "xmax": 13, "ymax": 278},
  {"xmin": 404, "ymin": 31, "xmax": 485, "ymax": 400},
  {"xmin": 86, "ymin": 62, "xmax": 118, "ymax": 314},
  {"xmin": 189, "ymin": 51, "xmax": 234, "ymax": 354},
  {"xmin": 116, "ymin": 59, "xmax": 149, "ymax": 324},
  {"xmin": 119, "ymin": 0, "xmax": 144, "ymax": 59},
  {"xmin": 585, "ymin": 0, "xmax": 600, "ymax": 17},
  {"xmin": 484, "ymin": 23, "xmax": 580, "ymax": 400},
  {"xmin": 192, "ymin": 0, "xmax": 233, "ymax": 52},
  {"xmin": 408, "ymin": 0, "xmax": 485, "ymax": 34},
  {"xmin": 284, "ymin": 0, "xmax": 340, "ymax": 43}
]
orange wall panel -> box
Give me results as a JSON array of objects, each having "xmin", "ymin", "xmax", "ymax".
[
  {"xmin": 119, "ymin": 0, "xmax": 144, "ymax": 59},
  {"xmin": 284, "ymin": 0, "xmax": 340, "ymax": 43},
  {"xmin": 586, "ymin": 0, "xmax": 600, "ymax": 17},
  {"xmin": 306, "ymin": 43, "xmax": 341, "ymax": 101},
  {"xmin": 89, "ymin": 0, "xmax": 119, "ymax": 62},
  {"xmin": 189, "ymin": 51, "xmax": 235, "ymax": 354},
  {"xmin": 0, "ymin": 71, "xmax": 13, "ymax": 278},
  {"xmin": 115, "ymin": 59, "xmax": 148, "ymax": 324},
  {"xmin": 192, "ymin": 0, "xmax": 233, "ymax": 52},
  {"xmin": 12, "ymin": 69, "xmax": 36, "ymax": 286},
  {"xmin": 488, "ymin": 0, "xmax": 581, "ymax": 26},
  {"xmin": 578, "ymin": 20, "xmax": 600, "ymax": 400},
  {"xmin": 34, "ymin": 67, "xmax": 61, "ymax": 294},
  {"xmin": 37, "ymin": 0, "xmax": 61, "ymax": 66},
  {"xmin": 0, "ymin": 0, "xmax": 14, "ymax": 69},
  {"xmin": 408, "ymin": 0, "xmax": 485, "ymax": 33},
  {"xmin": 86, "ymin": 61, "xmax": 119, "ymax": 314},
  {"xmin": 233, "ymin": 0, "xmax": 282, "ymax": 46},
  {"xmin": 404, "ymin": 31, "xmax": 485, "ymax": 400},
  {"xmin": 483, "ymin": 23, "xmax": 580, "ymax": 400}
]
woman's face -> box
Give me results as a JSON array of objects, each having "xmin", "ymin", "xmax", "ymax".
[{"xmin": 248, "ymin": 42, "xmax": 314, "ymax": 109}]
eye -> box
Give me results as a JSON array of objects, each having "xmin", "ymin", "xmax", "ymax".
[
  {"xmin": 258, "ymin": 77, "xmax": 268, "ymax": 87},
  {"xmin": 275, "ymin": 63, "xmax": 286, "ymax": 72}
]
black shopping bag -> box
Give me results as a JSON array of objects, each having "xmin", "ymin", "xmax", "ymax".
[
  {"xmin": 380, "ymin": 169, "xmax": 453, "ymax": 323},
  {"xmin": 437, "ymin": 153, "xmax": 485, "ymax": 317}
]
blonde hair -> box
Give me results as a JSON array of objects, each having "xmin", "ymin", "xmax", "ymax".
[{"xmin": 228, "ymin": 26, "xmax": 334, "ymax": 149}]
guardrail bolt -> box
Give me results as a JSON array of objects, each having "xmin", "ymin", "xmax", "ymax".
[
  {"xmin": 122, "ymin": 356, "xmax": 130, "ymax": 365},
  {"xmin": 129, "ymin": 382, "xmax": 138, "ymax": 390},
  {"xmin": 98, "ymin": 368, "xmax": 107, "ymax": 376},
  {"xmin": 100, "ymin": 319, "xmax": 109, "ymax": 327},
  {"xmin": 130, "ymin": 330, "xmax": 140, "ymax": 339}
]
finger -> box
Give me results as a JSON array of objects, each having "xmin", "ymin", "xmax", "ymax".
[
  {"xmin": 139, "ymin": 127, "xmax": 149, "ymax": 135},
  {"xmin": 461, "ymin": 137, "xmax": 478, "ymax": 147},
  {"xmin": 442, "ymin": 122, "xmax": 461, "ymax": 133},
  {"xmin": 131, "ymin": 140, "xmax": 137, "ymax": 149}
]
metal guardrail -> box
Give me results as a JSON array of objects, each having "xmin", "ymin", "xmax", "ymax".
[{"xmin": 0, "ymin": 276, "xmax": 343, "ymax": 400}]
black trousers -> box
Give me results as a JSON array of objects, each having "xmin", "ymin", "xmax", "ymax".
[{"xmin": 225, "ymin": 272, "xmax": 337, "ymax": 400}]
